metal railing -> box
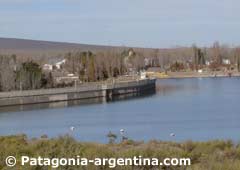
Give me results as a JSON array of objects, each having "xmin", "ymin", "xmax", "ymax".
[{"xmin": 0, "ymin": 77, "xmax": 155, "ymax": 99}]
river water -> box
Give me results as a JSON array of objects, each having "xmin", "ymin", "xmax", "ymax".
[{"xmin": 0, "ymin": 78, "xmax": 239, "ymax": 143}]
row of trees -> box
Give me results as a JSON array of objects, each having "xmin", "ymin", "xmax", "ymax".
[
  {"xmin": 0, "ymin": 49, "xmax": 145, "ymax": 91},
  {"xmin": 192, "ymin": 45, "xmax": 206, "ymax": 70},
  {"xmin": 63, "ymin": 49, "xmax": 145, "ymax": 82},
  {"xmin": 0, "ymin": 55, "xmax": 17, "ymax": 91},
  {"xmin": 169, "ymin": 43, "xmax": 240, "ymax": 72},
  {"xmin": 0, "ymin": 55, "xmax": 53, "ymax": 92},
  {"xmin": 1, "ymin": 43, "xmax": 240, "ymax": 91},
  {"xmin": 236, "ymin": 48, "xmax": 240, "ymax": 72}
]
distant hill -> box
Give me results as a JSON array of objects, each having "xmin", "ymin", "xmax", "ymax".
[
  {"xmin": 0, "ymin": 38, "xmax": 124, "ymax": 57},
  {"xmin": 0, "ymin": 38, "xmax": 179, "ymax": 62}
]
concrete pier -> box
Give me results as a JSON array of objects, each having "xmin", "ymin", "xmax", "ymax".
[{"xmin": 0, "ymin": 78, "xmax": 156, "ymax": 107}]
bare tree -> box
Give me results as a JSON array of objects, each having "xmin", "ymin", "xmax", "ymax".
[
  {"xmin": 0, "ymin": 55, "xmax": 17, "ymax": 91},
  {"xmin": 212, "ymin": 41, "xmax": 222, "ymax": 65}
]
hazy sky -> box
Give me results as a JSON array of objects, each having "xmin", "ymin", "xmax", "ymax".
[{"xmin": 0, "ymin": 0, "xmax": 239, "ymax": 48}]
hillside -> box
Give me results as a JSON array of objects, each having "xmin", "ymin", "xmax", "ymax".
[
  {"xmin": 0, "ymin": 37, "xmax": 190, "ymax": 60},
  {"xmin": 0, "ymin": 38, "xmax": 121, "ymax": 57}
]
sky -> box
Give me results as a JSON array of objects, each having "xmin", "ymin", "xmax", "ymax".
[{"xmin": 0, "ymin": 0, "xmax": 239, "ymax": 48}]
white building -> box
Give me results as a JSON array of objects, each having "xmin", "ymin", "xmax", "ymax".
[
  {"xmin": 205, "ymin": 61, "xmax": 210, "ymax": 66},
  {"xmin": 222, "ymin": 59, "xmax": 230, "ymax": 65},
  {"xmin": 55, "ymin": 59, "xmax": 66, "ymax": 69},
  {"xmin": 42, "ymin": 64, "xmax": 53, "ymax": 71},
  {"xmin": 144, "ymin": 58, "xmax": 150, "ymax": 66},
  {"xmin": 140, "ymin": 71, "xmax": 146, "ymax": 79}
]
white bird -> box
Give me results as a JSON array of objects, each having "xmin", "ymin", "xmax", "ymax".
[
  {"xmin": 170, "ymin": 133, "xmax": 175, "ymax": 137},
  {"xmin": 70, "ymin": 126, "xmax": 75, "ymax": 131},
  {"xmin": 120, "ymin": 129, "xmax": 125, "ymax": 135}
]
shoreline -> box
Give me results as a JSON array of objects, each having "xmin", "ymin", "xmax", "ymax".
[
  {"xmin": 155, "ymin": 71, "xmax": 240, "ymax": 79},
  {"xmin": 162, "ymin": 74, "xmax": 240, "ymax": 79},
  {"xmin": 0, "ymin": 78, "xmax": 156, "ymax": 107}
]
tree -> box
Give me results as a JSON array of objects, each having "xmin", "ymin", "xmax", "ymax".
[
  {"xmin": 192, "ymin": 44, "xmax": 198, "ymax": 70},
  {"xmin": 212, "ymin": 41, "xmax": 222, "ymax": 65},
  {"xmin": 152, "ymin": 49, "xmax": 160, "ymax": 67},
  {"xmin": 113, "ymin": 67, "xmax": 120, "ymax": 77},
  {"xmin": 0, "ymin": 54, "xmax": 17, "ymax": 91},
  {"xmin": 16, "ymin": 61, "xmax": 43, "ymax": 90},
  {"xmin": 170, "ymin": 61, "xmax": 185, "ymax": 72},
  {"xmin": 238, "ymin": 56, "xmax": 240, "ymax": 72},
  {"xmin": 198, "ymin": 48, "xmax": 206, "ymax": 67},
  {"xmin": 101, "ymin": 63, "xmax": 109, "ymax": 79},
  {"xmin": 237, "ymin": 52, "xmax": 240, "ymax": 72},
  {"xmin": 192, "ymin": 45, "xmax": 206, "ymax": 70},
  {"xmin": 235, "ymin": 48, "xmax": 240, "ymax": 72},
  {"xmin": 41, "ymin": 72, "xmax": 54, "ymax": 88},
  {"xmin": 87, "ymin": 54, "xmax": 96, "ymax": 81}
]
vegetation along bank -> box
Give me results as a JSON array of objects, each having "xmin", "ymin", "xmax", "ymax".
[{"xmin": 0, "ymin": 135, "xmax": 240, "ymax": 170}]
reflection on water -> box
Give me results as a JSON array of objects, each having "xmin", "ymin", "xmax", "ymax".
[
  {"xmin": 0, "ymin": 98, "xmax": 104, "ymax": 113},
  {"xmin": 156, "ymin": 84, "xmax": 183, "ymax": 96},
  {"xmin": 111, "ymin": 88, "xmax": 156, "ymax": 102},
  {"xmin": 0, "ymin": 88, "xmax": 156, "ymax": 113},
  {"xmin": 156, "ymin": 79, "xmax": 201, "ymax": 96}
]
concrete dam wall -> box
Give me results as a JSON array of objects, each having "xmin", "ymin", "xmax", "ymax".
[{"xmin": 0, "ymin": 79, "xmax": 156, "ymax": 107}]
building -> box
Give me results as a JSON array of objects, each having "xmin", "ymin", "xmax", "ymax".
[
  {"xmin": 140, "ymin": 71, "xmax": 146, "ymax": 79},
  {"xmin": 55, "ymin": 73, "xmax": 79, "ymax": 84},
  {"xmin": 205, "ymin": 61, "xmax": 210, "ymax": 66},
  {"xmin": 222, "ymin": 59, "xmax": 230, "ymax": 65},
  {"xmin": 42, "ymin": 64, "xmax": 53, "ymax": 71},
  {"xmin": 55, "ymin": 59, "xmax": 66, "ymax": 69},
  {"xmin": 42, "ymin": 58, "xmax": 66, "ymax": 71}
]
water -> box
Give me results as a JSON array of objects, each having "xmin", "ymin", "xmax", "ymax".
[{"xmin": 0, "ymin": 77, "xmax": 240, "ymax": 143}]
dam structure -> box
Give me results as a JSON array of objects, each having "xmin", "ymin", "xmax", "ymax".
[{"xmin": 0, "ymin": 78, "xmax": 156, "ymax": 107}]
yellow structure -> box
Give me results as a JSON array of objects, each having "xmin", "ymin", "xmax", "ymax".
[{"xmin": 146, "ymin": 72, "xmax": 169, "ymax": 78}]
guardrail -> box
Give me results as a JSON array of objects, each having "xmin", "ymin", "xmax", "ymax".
[{"xmin": 0, "ymin": 78, "xmax": 156, "ymax": 99}]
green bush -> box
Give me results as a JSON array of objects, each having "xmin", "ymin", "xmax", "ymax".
[{"xmin": 0, "ymin": 135, "xmax": 239, "ymax": 170}]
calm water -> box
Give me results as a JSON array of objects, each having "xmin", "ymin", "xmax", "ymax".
[{"xmin": 0, "ymin": 78, "xmax": 240, "ymax": 143}]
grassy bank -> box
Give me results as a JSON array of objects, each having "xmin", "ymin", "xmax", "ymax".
[{"xmin": 0, "ymin": 135, "xmax": 240, "ymax": 170}]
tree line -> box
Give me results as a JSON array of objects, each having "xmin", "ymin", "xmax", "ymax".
[
  {"xmin": 1, "ymin": 43, "xmax": 240, "ymax": 92},
  {"xmin": 0, "ymin": 55, "xmax": 53, "ymax": 92},
  {"xmin": 63, "ymin": 49, "xmax": 145, "ymax": 82}
]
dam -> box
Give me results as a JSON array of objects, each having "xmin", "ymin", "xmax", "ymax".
[{"xmin": 0, "ymin": 78, "xmax": 156, "ymax": 107}]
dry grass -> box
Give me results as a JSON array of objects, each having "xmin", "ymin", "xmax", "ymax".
[{"xmin": 0, "ymin": 135, "xmax": 239, "ymax": 170}]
